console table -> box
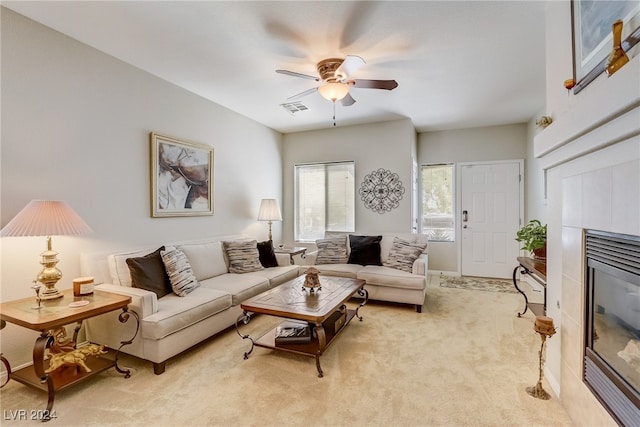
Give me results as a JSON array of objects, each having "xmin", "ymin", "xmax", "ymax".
[
  {"xmin": 0, "ymin": 290, "xmax": 139, "ymax": 421},
  {"xmin": 512, "ymin": 256, "xmax": 547, "ymax": 317}
]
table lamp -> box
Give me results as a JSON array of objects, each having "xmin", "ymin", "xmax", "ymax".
[
  {"xmin": 257, "ymin": 199, "xmax": 282, "ymax": 241},
  {"xmin": 1, "ymin": 200, "xmax": 93, "ymax": 300}
]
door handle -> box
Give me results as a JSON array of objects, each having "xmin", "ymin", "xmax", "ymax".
[{"xmin": 462, "ymin": 210, "xmax": 468, "ymax": 222}]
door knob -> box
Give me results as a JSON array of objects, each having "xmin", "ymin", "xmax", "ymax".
[{"xmin": 462, "ymin": 210, "xmax": 468, "ymax": 222}]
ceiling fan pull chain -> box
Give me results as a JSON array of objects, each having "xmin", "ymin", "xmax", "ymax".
[{"xmin": 333, "ymin": 101, "xmax": 337, "ymax": 126}]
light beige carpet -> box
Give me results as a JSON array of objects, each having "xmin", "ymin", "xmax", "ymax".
[{"xmin": 0, "ymin": 276, "xmax": 573, "ymax": 426}]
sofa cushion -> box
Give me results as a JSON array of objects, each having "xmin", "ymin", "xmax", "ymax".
[
  {"xmin": 161, "ymin": 246, "xmax": 200, "ymax": 296},
  {"xmin": 348, "ymin": 235, "xmax": 382, "ymax": 266},
  {"xmin": 304, "ymin": 263, "xmax": 362, "ymax": 279},
  {"xmin": 223, "ymin": 240, "xmax": 264, "ymax": 273},
  {"xmin": 357, "ymin": 265, "xmax": 426, "ymax": 290},
  {"xmin": 142, "ymin": 287, "xmax": 232, "ymax": 340},
  {"xmin": 200, "ymin": 273, "xmax": 270, "ymax": 306},
  {"xmin": 177, "ymin": 241, "xmax": 227, "ymax": 281},
  {"xmin": 257, "ymin": 240, "xmax": 279, "ymax": 268},
  {"xmin": 125, "ymin": 247, "xmax": 172, "ymax": 298},
  {"xmin": 315, "ymin": 236, "xmax": 348, "ymax": 264},
  {"xmin": 246, "ymin": 265, "xmax": 299, "ymax": 287},
  {"xmin": 383, "ymin": 237, "xmax": 428, "ymax": 273}
]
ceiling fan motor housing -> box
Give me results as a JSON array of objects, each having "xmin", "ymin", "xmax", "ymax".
[{"xmin": 317, "ymin": 58, "xmax": 344, "ymax": 81}]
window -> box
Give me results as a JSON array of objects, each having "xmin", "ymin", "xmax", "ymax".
[
  {"xmin": 295, "ymin": 161, "xmax": 355, "ymax": 242},
  {"xmin": 421, "ymin": 164, "xmax": 454, "ymax": 242}
]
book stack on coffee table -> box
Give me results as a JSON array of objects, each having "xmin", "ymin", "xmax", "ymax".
[{"xmin": 274, "ymin": 320, "xmax": 312, "ymax": 345}]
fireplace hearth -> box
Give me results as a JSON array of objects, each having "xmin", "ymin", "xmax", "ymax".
[{"xmin": 585, "ymin": 230, "xmax": 640, "ymax": 426}]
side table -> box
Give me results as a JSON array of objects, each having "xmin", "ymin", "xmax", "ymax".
[
  {"xmin": 0, "ymin": 289, "xmax": 139, "ymax": 421},
  {"xmin": 274, "ymin": 246, "xmax": 307, "ymax": 264},
  {"xmin": 512, "ymin": 256, "xmax": 547, "ymax": 317}
]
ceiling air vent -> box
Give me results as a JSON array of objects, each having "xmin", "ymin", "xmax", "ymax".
[{"xmin": 280, "ymin": 102, "xmax": 309, "ymax": 115}]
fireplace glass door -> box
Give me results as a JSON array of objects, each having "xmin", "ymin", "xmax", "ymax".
[{"xmin": 585, "ymin": 230, "xmax": 640, "ymax": 426}]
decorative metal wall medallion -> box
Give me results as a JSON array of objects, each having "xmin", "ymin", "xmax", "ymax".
[{"xmin": 359, "ymin": 168, "xmax": 405, "ymax": 214}]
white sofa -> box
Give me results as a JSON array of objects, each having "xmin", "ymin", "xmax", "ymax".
[
  {"xmin": 298, "ymin": 233, "xmax": 429, "ymax": 313},
  {"xmin": 80, "ymin": 235, "xmax": 298, "ymax": 374}
]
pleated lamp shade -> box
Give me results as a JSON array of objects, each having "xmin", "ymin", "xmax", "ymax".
[
  {"xmin": 257, "ymin": 199, "xmax": 282, "ymax": 222},
  {"xmin": 1, "ymin": 200, "xmax": 93, "ymax": 237}
]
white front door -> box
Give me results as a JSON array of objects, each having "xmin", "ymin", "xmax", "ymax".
[{"xmin": 460, "ymin": 161, "xmax": 522, "ymax": 278}]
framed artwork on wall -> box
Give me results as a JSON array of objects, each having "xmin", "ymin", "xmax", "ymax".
[
  {"xmin": 572, "ymin": 0, "xmax": 640, "ymax": 93},
  {"xmin": 150, "ymin": 132, "xmax": 214, "ymax": 217}
]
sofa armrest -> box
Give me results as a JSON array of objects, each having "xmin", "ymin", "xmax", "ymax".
[
  {"xmin": 412, "ymin": 254, "xmax": 429, "ymax": 277},
  {"xmin": 95, "ymin": 283, "xmax": 158, "ymax": 319}
]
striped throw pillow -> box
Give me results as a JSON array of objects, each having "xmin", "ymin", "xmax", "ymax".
[
  {"xmin": 315, "ymin": 236, "xmax": 348, "ymax": 264},
  {"xmin": 161, "ymin": 246, "xmax": 199, "ymax": 296},
  {"xmin": 223, "ymin": 240, "xmax": 264, "ymax": 273},
  {"xmin": 383, "ymin": 237, "xmax": 427, "ymax": 273}
]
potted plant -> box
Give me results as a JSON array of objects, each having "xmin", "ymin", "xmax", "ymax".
[{"xmin": 515, "ymin": 219, "xmax": 547, "ymax": 259}]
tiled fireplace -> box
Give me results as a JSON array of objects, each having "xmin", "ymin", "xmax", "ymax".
[
  {"xmin": 535, "ymin": 59, "xmax": 640, "ymax": 426},
  {"xmin": 584, "ymin": 230, "xmax": 640, "ymax": 425}
]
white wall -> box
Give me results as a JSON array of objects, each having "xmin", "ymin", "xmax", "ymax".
[
  {"xmin": 417, "ymin": 124, "xmax": 528, "ymax": 272},
  {"xmin": 0, "ymin": 9, "xmax": 283, "ymax": 366},
  {"xmin": 281, "ymin": 118, "xmax": 417, "ymax": 245}
]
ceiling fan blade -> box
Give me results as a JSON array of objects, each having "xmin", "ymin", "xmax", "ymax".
[
  {"xmin": 276, "ymin": 69, "xmax": 320, "ymax": 81},
  {"xmin": 340, "ymin": 93, "xmax": 356, "ymax": 106},
  {"xmin": 335, "ymin": 55, "xmax": 365, "ymax": 81},
  {"xmin": 351, "ymin": 79, "xmax": 398, "ymax": 90},
  {"xmin": 287, "ymin": 87, "xmax": 318, "ymax": 100}
]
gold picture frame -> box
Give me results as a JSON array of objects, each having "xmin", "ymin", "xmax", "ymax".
[{"xmin": 150, "ymin": 132, "xmax": 214, "ymax": 217}]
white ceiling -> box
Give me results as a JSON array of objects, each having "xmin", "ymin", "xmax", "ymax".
[{"xmin": 3, "ymin": 1, "xmax": 547, "ymax": 134}]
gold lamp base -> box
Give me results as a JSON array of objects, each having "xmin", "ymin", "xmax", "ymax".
[{"xmin": 36, "ymin": 237, "xmax": 64, "ymax": 300}]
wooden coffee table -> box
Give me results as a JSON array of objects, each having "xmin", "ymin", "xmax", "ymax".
[{"xmin": 236, "ymin": 275, "xmax": 367, "ymax": 377}]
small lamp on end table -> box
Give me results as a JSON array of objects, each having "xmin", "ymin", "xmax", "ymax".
[
  {"xmin": 0, "ymin": 200, "xmax": 93, "ymax": 300},
  {"xmin": 257, "ymin": 198, "xmax": 282, "ymax": 241}
]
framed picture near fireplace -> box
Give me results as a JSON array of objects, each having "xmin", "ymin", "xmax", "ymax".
[
  {"xmin": 571, "ymin": 0, "xmax": 640, "ymax": 93},
  {"xmin": 150, "ymin": 132, "xmax": 214, "ymax": 218}
]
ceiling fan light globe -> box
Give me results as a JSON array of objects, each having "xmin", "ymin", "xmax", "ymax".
[{"xmin": 318, "ymin": 82, "xmax": 349, "ymax": 102}]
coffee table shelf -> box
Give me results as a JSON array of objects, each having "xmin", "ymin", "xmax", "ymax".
[{"xmin": 253, "ymin": 309, "xmax": 358, "ymax": 356}]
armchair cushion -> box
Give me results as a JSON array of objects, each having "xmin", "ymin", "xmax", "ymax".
[
  {"xmin": 348, "ymin": 235, "xmax": 382, "ymax": 266},
  {"xmin": 125, "ymin": 247, "xmax": 172, "ymax": 298}
]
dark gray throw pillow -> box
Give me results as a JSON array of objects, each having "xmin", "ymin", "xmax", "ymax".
[
  {"xmin": 348, "ymin": 235, "xmax": 383, "ymax": 266},
  {"xmin": 257, "ymin": 240, "xmax": 279, "ymax": 268},
  {"xmin": 126, "ymin": 246, "xmax": 172, "ymax": 298}
]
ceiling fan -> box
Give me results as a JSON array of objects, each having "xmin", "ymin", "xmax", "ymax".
[{"xmin": 276, "ymin": 55, "xmax": 398, "ymax": 107}]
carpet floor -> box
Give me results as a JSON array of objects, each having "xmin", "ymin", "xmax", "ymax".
[{"xmin": 0, "ymin": 275, "xmax": 573, "ymax": 426}]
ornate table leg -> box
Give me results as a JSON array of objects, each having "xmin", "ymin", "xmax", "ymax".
[
  {"xmin": 33, "ymin": 331, "xmax": 55, "ymax": 422},
  {"xmin": 235, "ymin": 311, "xmax": 254, "ymax": 359},
  {"xmin": 114, "ymin": 307, "xmax": 140, "ymax": 378},
  {"xmin": 355, "ymin": 287, "xmax": 368, "ymax": 321},
  {"xmin": 513, "ymin": 265, "xmax": 529, "ymax": 317},
  {"xmin": 314, "ymin": 322, "xmax": 326, "ymax": 378},
  {"xmin": 0, "ymin": 320, "xmax": 11, "ymax": 388}
]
